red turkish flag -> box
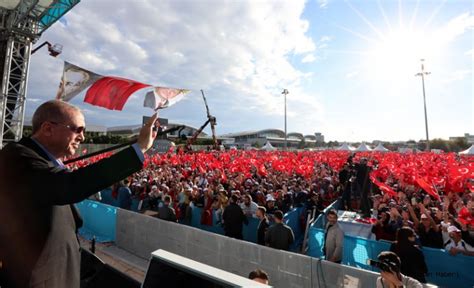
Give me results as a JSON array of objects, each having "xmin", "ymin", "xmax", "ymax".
[
  {"xmin": 370, "ymin": 175, "xmax": 397, "ymax": 197},
  {"xmin": 416, "ymin": 177, "xmax": 441, "ymax": 201},
  {"xmin": 84, "ymin": 76, "xmax": 150, "ymax": 110}
]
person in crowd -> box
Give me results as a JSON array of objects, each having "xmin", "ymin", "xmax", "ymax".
[
  {"xmin": 339, "ymin": 163, "xmax": 352, "ymax": 210},
  {"xmin": 265, "ymin": 194, "xmax": 278, "ymax": 215},
  {"xmin": 240, "ymin": 194, "xmax": 258, "ymax": 217},
  {"xmin": 0, "ymin": 100, "xmax": 157, "ymax": 288},
  {"xmin": 117, "ymin": 179, "xmax": 132, "ymax": 210},
  {"xmin": 265, "ymin": 210, "xmax": 294, "ymax": 251},
  {"xmin": 414, "ymin": 206, "xmax": 443, "ymax": 248},
  {"xmin": 372, "ymin": 208, "xmax": 397, "ymax": 241},
  {"xmin": 323, "ymin": 209, "xmax": 344, "ymax": 263},
  {"xmin": 444, "ymin": 225, "xmax": 474, "ymax": 256},
  {"xmin": 158, "ymin": 195, "xmax": 177, "ymax": 222},
  {"xmin": 256, "ymin": 206, "xmax": 269, "ymax": 246},
  {"xmin": 375, "ymin": 251, "xmax": 423, "ymax": 288},
  {"xmin": 222, "ymin": 194, "xmax": 248, "ymax": 240},
  {"xmin": 389, "ymin": 227, "xmax": 428, "ymax": 283},
  {"xmin": 306, "ymin": 192, "xmax": 323, "ymax": 219},
  {"xmin": 147, "ymin": 185, "xmax": 162, "ymax": 210},
  {"xmin": 248, "ymin": 269, "xmax": 269, "ymax": 285}
]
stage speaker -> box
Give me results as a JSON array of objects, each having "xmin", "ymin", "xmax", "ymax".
[{"xmin": 142, "ymin": 249, "xmax": 270, "ymax": 288}]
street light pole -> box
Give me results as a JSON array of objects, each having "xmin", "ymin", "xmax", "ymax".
[
  {"xmin": 282, "ymin": 89, "xmax": 289, "ymax": 150},
  {"xmin": 415, "ymin": 59, "xmax": 431, "ymax": 151}
]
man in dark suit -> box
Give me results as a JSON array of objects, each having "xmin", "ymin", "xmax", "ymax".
[
  {"xmin": 222, "ymin": 194, "xmax": 248, "ymax": 240},
  {"xmin": 0, "ymin": 100, "xmax": 157, "ymax": 288},
  {"xmin": 158, "ymin": 195, "xmax": 177, "ymax": 222},
  {"xmin": 256, "ymin": 206, "xmax": 269, "ymax": 245},
  {"xmin": 265, "ymin": 210, "xmax": 294, "ymax": 251}
]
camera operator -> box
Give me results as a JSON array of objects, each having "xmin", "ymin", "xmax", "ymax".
[{"xmin": 372, "ymin": 251, "xmax": 423, "ymax": 288}]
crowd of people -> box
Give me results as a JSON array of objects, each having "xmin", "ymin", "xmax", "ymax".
[{"xmin": 90, "ymin": 147, "xmax": 473, "ymax": 286}]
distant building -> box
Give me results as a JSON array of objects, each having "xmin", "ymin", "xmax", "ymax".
[
  {"xmin": 449, "ymin": 133, "xmax": 474, "ymax": 144},
  {"xmin": 314, "ymin": 132, "xmax": 324, "ymax": 143},
  {"xmin": 220, "ymin": 129, "xmax": 324, "ymax": 148}
]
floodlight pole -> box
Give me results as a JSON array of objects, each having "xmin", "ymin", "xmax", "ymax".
[
  {"xmin": 282, "ymin": 89, "xmax": 289, "ymax": 150},
  {"xmin": 415, "ymin": 59, "xmax": 431, "ymax": 152}
]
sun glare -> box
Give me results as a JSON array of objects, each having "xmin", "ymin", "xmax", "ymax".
[{"xmin": 368, "ymin": 29, "xmax": 441, "ymax": 79}]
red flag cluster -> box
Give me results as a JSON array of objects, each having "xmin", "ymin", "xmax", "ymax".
[{"xmin": 70, "ymin": 148, "xmax": 474, "ymax": 199}]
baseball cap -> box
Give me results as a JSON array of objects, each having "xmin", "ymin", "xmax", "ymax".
[
  {"xmin": 447, "ymin": 226, "xmax": 461, "ymax": 233},
  {"xmin": 266, "ymin": 194, "xmax": 275, "ymax": 202},
  {"xmin": 420, "ymin": 214, "xmax": 428, "ymax": 219}
]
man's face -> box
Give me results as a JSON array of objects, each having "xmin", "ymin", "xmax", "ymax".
[
  {"xmin": 49, "ymin": 109, "xmax": 85, "ymax": 158},
  {"xmin": 327, "ymin": 214, "xmax": 337, "ymax": 225},
  {"xmin": 450, "ymin": 231, "xmax": 462, "ymax": 241},
  {"xmin": 256, "ymin": 209, "xmax": 262, "ymax": 218},
  {"xmin": 244, "ymin": 196, "xmax": 250, "ymax": 205}
]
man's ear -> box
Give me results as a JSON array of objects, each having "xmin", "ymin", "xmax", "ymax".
[{"xmin": 40, "ymin": 122, "xmax": 54, "ymax": 137}]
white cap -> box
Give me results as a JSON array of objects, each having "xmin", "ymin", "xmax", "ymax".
[
  {"xmin": 447, "ymin": 226, "xmax": 461, "ymax": 233},
  {"xmin": 420, "ymin": 213, "xmax": 428, "ymax": 219},
  {"xmin": 266, "ymin": 194, "xmax": 275, "ymax": 202}
]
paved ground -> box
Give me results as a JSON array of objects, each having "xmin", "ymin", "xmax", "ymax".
[{"xmin": 79, "ymin": 237, "xmax": 147, "ymax": 283}]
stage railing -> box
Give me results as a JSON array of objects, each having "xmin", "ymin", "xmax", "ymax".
[{"xmin": 307, "ymin": 222, "xmax": 474, "ymax": 287}]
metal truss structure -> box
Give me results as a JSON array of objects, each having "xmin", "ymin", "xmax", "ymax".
[{"xmin": 0, "ymin": 0, "xmax": 79, "ymax": 148}]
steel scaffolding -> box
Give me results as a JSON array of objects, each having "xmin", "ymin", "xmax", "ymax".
[{"xmin": 0, "ymin": 0, "xmax": 79, "ymax": 148}]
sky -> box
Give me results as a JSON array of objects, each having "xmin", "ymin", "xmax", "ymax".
[{"xmin": 25, "ymin": 0, "xmax": 473, "ymax": 142}]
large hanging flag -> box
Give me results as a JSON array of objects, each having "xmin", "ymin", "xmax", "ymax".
[
  {"xmin": 84, "ymin": 76, "xmax": 151, "ymax": 110},
  {"xmin": 55, "ymin": 61, "xmax": 190, "ymax": 111},
  {"xmin": 56, "ymin": 62, "xmax": 103, "ymax": 101},
  {"xmin": 143, "ymin": 87, "xmax": 189, "ymax": 110}
]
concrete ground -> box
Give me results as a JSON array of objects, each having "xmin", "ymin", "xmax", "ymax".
[{"xmin": 79, "ymin": 237, "xmax": 148, "ymax": 283}]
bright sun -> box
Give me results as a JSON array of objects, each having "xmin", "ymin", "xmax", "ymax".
[{"xmin": 368, "ymin": 29, "xmax": 441, "ymax": 78}]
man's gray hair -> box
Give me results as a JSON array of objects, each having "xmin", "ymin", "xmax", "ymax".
[{"xmin": 31, "ymin": 100, "xmax": 81, "ymax": 134}]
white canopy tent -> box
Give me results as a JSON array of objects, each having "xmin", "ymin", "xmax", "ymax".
[
  {"xmin": 355, "ymin": 143, "xmax": 372, "ymax": 152},
  {"xmin": 373, "ymin": 143, "xmax": 389, "ymax": 152},
  {"xmin": 460, "ymin": 144, "xmax": 474, "ymax": 155},
  {"xmin": 261, "ymin": 141, "xmax": 276, "ymax": 151},
  {"xmin": 338, "ymin": 142, "xmax": 355, "ymax": 151}
]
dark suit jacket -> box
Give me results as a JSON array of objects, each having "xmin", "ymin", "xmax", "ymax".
[
  {"xmin": 257, "ymin": 217, "xmax": 269, "ymax": 245},
  {"xmin": 222, "ymin": 203, "xmax": 248, "ymax": 239},
  {"xmin": 0, "ymin": 138, "xmax": 143, "ymax": 288},
  {"xmin": 158, "ymin": 205, "xmax": 177, "ymax": 222},
  {"xmin": 265, "ymin": 223, "xmax": 294, "ymax": 251}
]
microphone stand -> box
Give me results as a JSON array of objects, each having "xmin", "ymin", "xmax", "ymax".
[{"xmin": 64, "ymin": 125, "xmax": 185, "ymax": 165}]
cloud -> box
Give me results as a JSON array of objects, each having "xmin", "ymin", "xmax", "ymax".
[
  {"xmin": 435, "ymin": 12, "xmax": 474, "ymax": 44},
  {"xmin": 318, "ymin": 0, "xmax": 329, "ymax": 9},
  {"xmin": 346, "ymin": 71, "xmax": 359, "ymax": 79},
  {"xmin": 26, "ymin": 0, "xmax": 323, "ymax": 135},
  {"xmin": 441, "ymin": 69, "xmax": 472, "ymax": 84},
  {"xmin": 302, "ymin": 54, "xmax": 316, "ymax": 63}
]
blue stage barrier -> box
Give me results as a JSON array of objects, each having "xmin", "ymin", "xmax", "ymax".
[
  {"xmin": 307, "ymin": 225, "xmax": 474, "ymax": 288},
  {"xmin": 422, "ymin": 246, "xmax": 474, "ymax": 288},
  {"xmin": 99, "ymin": 188, "xmax": 118, "ymax": 207},
  {"xmin": 284, "ymin": 207, "xmax": 305, "ymax": 251},
  {"xmin": 76, "ymin": 200, "xmax": 117, "ymax": 242},
  {"xmin": 188, "ymin": 206, "xmax": 302, "ymax": 245},
  {"xmin": 130, "ymin": 198, "xmax": 140, "ymax": 212}
]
